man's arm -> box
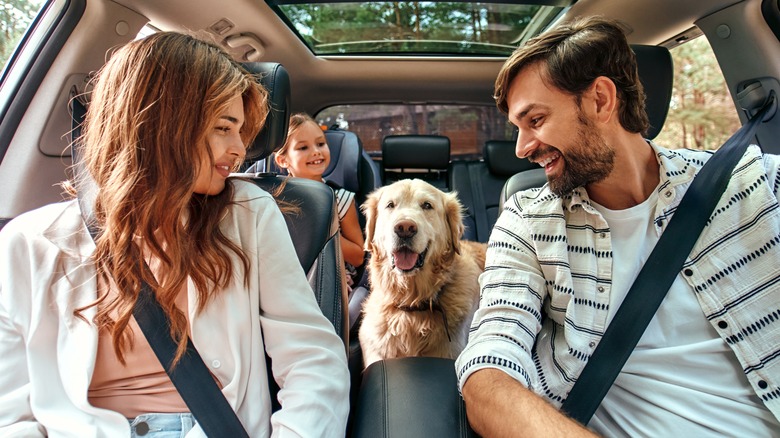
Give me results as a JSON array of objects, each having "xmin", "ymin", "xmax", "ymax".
[{"xmin": 462, "ymin": 368, "xmax": 597, "ymax": 438}]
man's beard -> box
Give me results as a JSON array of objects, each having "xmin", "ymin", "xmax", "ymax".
[{"xmin": 532, "ymin": 112, "xmax": 615, "ymax": 197}]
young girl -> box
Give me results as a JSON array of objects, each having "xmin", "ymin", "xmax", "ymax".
[
  {"xmin": 0, "ymin": 33, "xmax": 349, "ymax": 437},
  {"xmin": 274, "ymin": 113, "xmax": 365, "ymax": 288}
]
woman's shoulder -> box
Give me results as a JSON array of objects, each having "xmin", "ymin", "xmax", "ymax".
[
  {"xmin": 230, "ymin": 178, "xmax": 275, "ymax": 203},
  {"xmin": 2, "ymin": 200, "xmax": 80, "ymax": 237},
  {"xmin": 0, "ymin": 200, "xmax": 87, "ymax": 252}
]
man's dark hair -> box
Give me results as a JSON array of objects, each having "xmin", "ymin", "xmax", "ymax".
[{"xmin": 494, "ymin": 16, "xmax": 649, "ymax": 135}]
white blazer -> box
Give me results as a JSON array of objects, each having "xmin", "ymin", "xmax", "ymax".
[{"xmin": 0, "ymin": 180, "xmax": 350, "ymax": 437}]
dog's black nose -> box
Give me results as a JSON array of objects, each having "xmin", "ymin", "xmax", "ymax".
[{"xmin": 394, "ymin": 220, "xmax": 417, "ymax": 239}]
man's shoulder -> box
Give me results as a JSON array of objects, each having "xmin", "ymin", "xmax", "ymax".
[
  {"xmin": 652, "ymin": 142, "xmax": 778, "ymax": 171},
  {"xmin": 652, "ymin": 143, "xmax": 713, "ymax": 170}
]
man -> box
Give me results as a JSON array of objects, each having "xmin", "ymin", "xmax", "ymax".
[{"xmin": 456, "ymin": 16, "xmax": 780, "ymax": 437}]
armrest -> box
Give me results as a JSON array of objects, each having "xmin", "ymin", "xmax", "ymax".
[{"xmin": 350, "ymin": 357, "xmax": 478, "ymax": 438}]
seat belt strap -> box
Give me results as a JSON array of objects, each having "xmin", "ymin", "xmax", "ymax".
[
  {"xmin": 560, "ymin": 95, "xmax": 774, "ymax": 425},
  {"xmin": 133, "ymin": 283, "xmax": 250, "ymax": 437}
]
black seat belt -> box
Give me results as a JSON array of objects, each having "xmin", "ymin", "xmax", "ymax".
[{"xmin": 561, "ymin": 94, "xmax": 775, "ymax": 425}]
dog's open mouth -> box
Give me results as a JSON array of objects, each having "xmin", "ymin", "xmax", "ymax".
[{"xmin": 392, "ymin": 247, "xmax": 428, "ymax": 272}]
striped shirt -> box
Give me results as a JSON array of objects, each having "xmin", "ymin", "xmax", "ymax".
[
  {"xmin": 333, "ymin": 187, "xmax": 355, "ymax": 222},
  {"xmin": 456, "ymin": 143, "xmax": 780, "ymax": 421}
]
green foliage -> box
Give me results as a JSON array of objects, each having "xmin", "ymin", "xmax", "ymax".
[
  {"xmin": 279, "ymin": 2, "xmax": 541, "ymax": 54},
  {"xmin": 654, "ymin": 37, "xmax": 741, "ymax": 150},
  {"xmin": 0, "ymin": 0, "xmax": 42, "ymax": 68}
]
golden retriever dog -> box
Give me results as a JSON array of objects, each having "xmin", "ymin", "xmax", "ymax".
[{"xmin": 359, "ymin": 179, "xmax": 487, "ymax": 368}]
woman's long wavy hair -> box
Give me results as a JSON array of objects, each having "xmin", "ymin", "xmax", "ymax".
[{"xmin": 76, "ymin": 32, "xmax": 268, "ymax": 364}]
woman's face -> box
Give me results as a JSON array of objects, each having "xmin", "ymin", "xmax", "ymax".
[{"xmin": 193, "ymin": 94, "xmax": 246, "ymax": 195}]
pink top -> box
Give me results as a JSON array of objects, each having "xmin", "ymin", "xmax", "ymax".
[{"xmin": 88, "ymin": 281, "xmax": 189, "ymax": 418}]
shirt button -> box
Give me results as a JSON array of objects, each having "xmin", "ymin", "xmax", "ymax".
[
  {"xmin": 589, "ymin": 341, "xmax": 596, "ymax": 348},
  {"xmin": 759, "ymin": 380, "xmax": 768, "ymax": 389},
  {"xmin": 664, "ymin": 190, "xmax": 673, "ymax": 198},
  {"xmin": 718, "ymin": 321, "xmax": 728, "ymax": 329},
  {"xmin": 683, "ymin": 268, "xmax": 693, "ymax": 276},
  {"xmin": 599, "ymin": 232, "xmax": 607, "ymax": 239},
  {"xmin": 212, "ymin": 359, "xmax": 221, "ymax": 368},
  {"xmin": 597, "ymin": 286, "xmax": 605, "ymax": 293}
]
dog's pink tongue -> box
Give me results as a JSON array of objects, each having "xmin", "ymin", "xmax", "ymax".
[{"xmin": 394, "ymin": 248, "xmax": 419, "ymax": 270}]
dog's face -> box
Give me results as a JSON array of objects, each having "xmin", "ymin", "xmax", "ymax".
[{"xmin": 363, "ymin": 179, "xmax": 464, "ymax": 275}]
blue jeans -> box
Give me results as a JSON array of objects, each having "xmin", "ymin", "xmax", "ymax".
[{"xmin": 128, "ymin": 413, "xmax": 196, "ymax": 438}]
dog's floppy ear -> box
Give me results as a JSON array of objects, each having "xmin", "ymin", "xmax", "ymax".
[
  {"xmin": 444, "ymin": 191, "xmax": 465, "ymax": 255},
  {"xmin": 361, "ymin": 187, "xmax": 381, "ymax": 252}
]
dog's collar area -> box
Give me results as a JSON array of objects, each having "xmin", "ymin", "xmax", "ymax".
[{"xmin": 395, "ymin": 300, "xmax": 451, "ymax": 342}]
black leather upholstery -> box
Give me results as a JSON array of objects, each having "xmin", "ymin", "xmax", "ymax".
[
  {"xmin": 323, "ymin": 129, "xmax": 382, "ymax": 229},
  {"xmin": 633, "ymin": 45, "xmax": 673, "ymax": 140},
  {"xmin": 351, "ymin": 357, "xmax": 477, "ymax": 438},
  {"xmin": 240, "ymin": 63, "xmax": 348, "ymax": 348},
  {"xmin": 243, "ymin": 62, "xmax": 291, "ymax": 160},
  {"xmin": 382, "ymin": 135, "xmax": 451, "ymax": 189},
  {"xmin": 324, "ymin": 130, "xmax": 360, "ymax": 191},
  {"xmin": 483, "ymin": 139, "xmax": 535, "ymax": 176},
  {"xmin": 450, "ymin": 140, "xmax": 544, "ymax": 242}
]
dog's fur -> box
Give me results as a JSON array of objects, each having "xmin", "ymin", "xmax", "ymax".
[{"xmin": 359, "ymin": 179, "xmax": 487, "ymax": 368}]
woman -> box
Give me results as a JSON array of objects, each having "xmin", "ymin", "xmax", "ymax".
[{"xmin": 0, "ymin": 32, "xmax": 349, "ymax": 437}]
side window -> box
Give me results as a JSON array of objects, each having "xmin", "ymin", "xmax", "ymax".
[
  {"xmin": 653, "ymin": 36, "xmax": 741, "ymax": 151},
  {"xmin": 0, "ymin": 0, "xmax": 47, "ymax": 69}
]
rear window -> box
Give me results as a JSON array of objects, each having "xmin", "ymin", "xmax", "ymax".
[{"xmin": 315, "ymin": 104, "xmax": 514, "ymax": 160}]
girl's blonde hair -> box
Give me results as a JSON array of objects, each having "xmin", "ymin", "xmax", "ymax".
[{"xmin": 77, "ymin": 32, "xmax": 268, "ymax": 364}]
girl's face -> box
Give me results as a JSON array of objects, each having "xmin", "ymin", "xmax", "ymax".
[
  {"xmin": 193, "ymin": 94, "xmax": 246, "ymax": 195},
  {"xmin": 277, "ymin": 121, "xmax": 330, "ymax": 181}
]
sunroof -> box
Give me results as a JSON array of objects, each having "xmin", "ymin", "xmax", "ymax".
[{"xmin": 269, "ymin": 1, "xmax": 573, "ymax": 56}]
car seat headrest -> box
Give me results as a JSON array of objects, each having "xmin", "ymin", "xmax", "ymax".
[
  {"xmin": 483, "ymin": 140, "xmax": 537, "ymax": 177},
  {"xmin": 382, "ymin": 135, "xmax": 450, "ymax": 169},
  {"xmin": 242, "ymin": 62, "xmax": 291, "ymax": 161},
  {"xmin": 324, "ymin": 130, "xmax": 362, "ymax": 192},
  {"xmin": 632, "ymin": 44, "xmax": 673, "ymax": 140}
]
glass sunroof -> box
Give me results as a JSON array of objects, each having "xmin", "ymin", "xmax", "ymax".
[{"xmin": 269, "ymin": 1, "xmax": 573, "ymax": 56}]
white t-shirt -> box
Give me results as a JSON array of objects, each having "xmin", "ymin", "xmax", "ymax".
[{"xmin": 589, "ymin": 192, "xmax": 779, "ymax": 437}]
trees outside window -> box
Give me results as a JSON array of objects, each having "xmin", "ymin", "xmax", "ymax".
[
  {"xmin": 1, "ymin": 0, "xmax": 43, "ymax": 68},
  {"xmin": 654, "ymin": 36, "xmax": 741, "ymax": 151}
]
